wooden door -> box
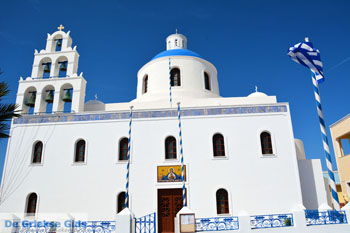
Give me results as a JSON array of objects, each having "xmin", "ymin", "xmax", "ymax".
[{"xmin": 158, "ymin": 189, "xmax": 183, "ymax": 233}]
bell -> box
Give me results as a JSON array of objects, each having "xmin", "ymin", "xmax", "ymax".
[
  {"xmin": 59, "ymin": 62, "xmax": 67, "ymax": 71},
  {"xmin": 62, "ymin": 89, "xmax": 72, "ymax": 102},
  {"xmin": 45, "ymin": 90, "xmax": 54, "ymax": 103},
  {"xmin": 43, "ymin": 63, "xmax": 50, "ymax": 73},
  {"xmin": 56, "ymin": 39, "xmax": 62, "ymax": 47},
  {"xmin": 25, "ymin": 92, "xmax": 36, "ymax": 107}
]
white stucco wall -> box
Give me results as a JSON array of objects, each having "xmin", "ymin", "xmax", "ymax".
[{"xmin": 0, "ymin": 103, "xmax": 305, "ymax": 221}]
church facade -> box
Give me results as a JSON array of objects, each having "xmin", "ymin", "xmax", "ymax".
[{"xmin": 0, "ymin": 27, "xmax": 350, "ymax": 233}]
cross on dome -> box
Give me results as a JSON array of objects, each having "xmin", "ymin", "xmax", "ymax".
[{"xmin": 57, "ymin": 24, "xmax": 65, "ymax": 31}]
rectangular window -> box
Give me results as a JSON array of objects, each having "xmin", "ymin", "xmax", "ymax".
[{"xmin": 340, "ymin": 138, "xmax": 350, "ymax": 156}]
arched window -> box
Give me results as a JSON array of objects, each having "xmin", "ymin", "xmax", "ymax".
[
  {"xmin": 165, "ymin": 136, "xmax": 177, "ymax": 159},
  {"xmin": 170, "ymin": 68, "xmax": 181, "ymax": 87},
  {"xmin": 213, "ymin": 134, "xmax": 225, "ymax": 157},
  {"xmin": 204, "ymin": 72, "xmax": 211, "ymax": 90},
  {"xmin": 119, "ymin": 138, "xmax": 129, "ymax": 161},
  {"xmin": 216, "ymin": 189, "xmax": 229, "ymax": 214},
  {"xmin": 142, "ymin": 75, "xmax": 148, "ymax": 94},
  {"xmin": 117, "ymin": 192, "xmax": 126, "ymax": 213},
  {"xmin": 32, "ymin": 141, "xmax": 43, "ymax": 164},
  {"xmin": 260, "ymin": 132, "xmax": 273, "ymax": 154},
  {"xmin": 26, "ymin": 193, "xmax": 38, "ymax": 216},
  {"xmin": 74, "ymin": 140, "xmax": 86, "ymax": 162}
]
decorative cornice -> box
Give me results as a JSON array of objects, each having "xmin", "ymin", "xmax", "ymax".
[{"xmin": 13, "ymin": 105, "xmax": 288, "ymax": 125}]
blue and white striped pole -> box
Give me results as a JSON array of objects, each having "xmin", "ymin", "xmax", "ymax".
[
  {"xmin": 177, "ymin": 102, "xmax": 187, "ymax": 206},
  {"xmin": 125, "ymin": 106, "xmax": 134, "ymax": 208},
  {"xmin": 288, "ymin": 38, "xmax": 340, "ymax": 209},
  {"xmin": 311, "ymin": 74, "xmax": 340, "ymax": 210},
  {"xmin": 169, "ymin": 58, "xmax": 173, "ymax": 106}
]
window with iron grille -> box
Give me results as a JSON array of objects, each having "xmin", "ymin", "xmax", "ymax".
[
  {"xmin": 165, "ymin": 136, "xmax": 177, "ymax": 159},
  {"xmin": 170, "ymin": 68, "xmax": 181, "ymax": 87},
  {"xmin": 75, "ymin": 140, "xmax": 86, "ymax": 162},
  {"xmin": 119, "ymin": 138, "xmax": 129, "ymax": 161},
  {"xmin": 117, "ymin": 192, "xmax": 126, "ymax": 213},
  {"xmin": 26, "ymin": 193, "xmax": 37, "ymax": 216},
  {"xmin": 213, "ymin": 133, "xmax": 225, "ymax": 157},
  {"xmin": 260, "ymin": 132, "xmax": 273, "ymax": 154},
  {"xmin": 216, "ymin": 189, "xmax": 229, "ymax": 214},
  {"xmin": 32, "ymin": 141, "xmax": 43, "ymax": 164}
]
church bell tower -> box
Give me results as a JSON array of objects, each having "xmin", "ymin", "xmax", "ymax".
[{"xmin": 16, "ymin": 25, "xmax": 86, "ymax": 114}]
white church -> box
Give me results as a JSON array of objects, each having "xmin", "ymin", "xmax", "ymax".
[{"xmin": 0, "ymin": 26, "xmax": 350, "ymax": 233}]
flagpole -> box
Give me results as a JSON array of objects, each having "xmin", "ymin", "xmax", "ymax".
[
  {"xmin": 125, "ymin": 106, "xmax": 134, "ymax": 208},
  {"xmin": 177, "ymin": 102, "xmax": 187, "ymax": 207},
  {"xmin": 311, "ymin": 73, "xmax": 340, "ymax": 210}
]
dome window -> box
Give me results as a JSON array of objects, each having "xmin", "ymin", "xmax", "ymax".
[
  {"xmin": 204, "ymin": 72, "xmax": 211, "ymax": 91},
  {"xmin": 142, "ymin": 75, "xmax": 148, "ymax": 94},
  {"xmin": 170, "ymin": 68, "xmax": 181, "ymax": 87}
]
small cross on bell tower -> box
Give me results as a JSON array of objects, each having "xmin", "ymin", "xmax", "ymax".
[{"xmin": 57, "ymin": 24, "xmax": 65, "ymax": 31}]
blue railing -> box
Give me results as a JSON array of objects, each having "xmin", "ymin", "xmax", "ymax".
[
  {"xmin": 195, "ymin": 217, "xmax": 239, "ymax": 231},
  {"xmin": 135, "ymin": 212, "xmax": 156, "ymax": 233},
  {"xmin": 250, "ymin": 213, "xmax": 293, "ymax": 229},
  {"xmin": 73, "ymin": 221, "xmax": 116, "ymax": 233},
  {"xmin": 305, "ymin": 210, "xmax": 348, "ymax": 226}
]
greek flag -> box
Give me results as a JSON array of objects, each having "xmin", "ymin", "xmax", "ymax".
[{"xmin": 288, "ymin": 38, "xmax": 325, "ymax": 83}]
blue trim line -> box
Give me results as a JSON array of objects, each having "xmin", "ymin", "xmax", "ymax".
[
  {"xmin": 14, "ymin": 105, "xmax": 288, "ymax": 125},
  {"xmin": 152, "ymin": 49, "xmax": 202, "ymax": 60}
]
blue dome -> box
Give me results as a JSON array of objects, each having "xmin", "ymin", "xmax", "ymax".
[{"xmin": 152, "ymin": 49, "xmax": 202, "ymax": 60}]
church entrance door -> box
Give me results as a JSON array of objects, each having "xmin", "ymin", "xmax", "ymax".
[{"xmin": 158, "ymin": 188, "xmax": 183, "ymax": 233}]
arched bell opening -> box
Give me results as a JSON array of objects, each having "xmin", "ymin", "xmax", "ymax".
[
  {"xmin": 54, "ymin": 56, "xmax": 68, "ymax": 78},
  {"xmin": 58, "ymin": 83, "xmax": 73, "ymax": 113},
  {"xmin": 23, "ymin": 87, "xmax": 37, "ymax": 114},
  {"xmin": 52, "ymin": 34, "xmax": 63, "ymax": 52},
  {"xmin": 38, "ymin": 57, "xmax": 52, "ymax": 79},
  {"xmin": 40, "ymin": 85, "xmax": 55, "ymax": 114}
]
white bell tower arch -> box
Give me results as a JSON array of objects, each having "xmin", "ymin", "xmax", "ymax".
[{"xmin": 16, "ymin": 25, "xmax": 86, "ymax": 114}]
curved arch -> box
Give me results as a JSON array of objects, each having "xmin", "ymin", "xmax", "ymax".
[
  {"xmin": 170, "ymin": 68, "xmax": 181, "ymax": 87},
  {"xmin": 216, "ymin": 188, "xmax": 229, "ymax": 214},
  {"xmin": 52, "ymin": 34, "xmax": 64, "ymax": 52},
  {"xmin": 142, "ymin": 75, "xmax": 148, "ymax": 94},
  {"xmin": 59, "ymin": 83, "xmax": 73, "ymax": 113},
  {"xmin": 39, "ymin": 57, "xmax": 52, "ymax": 78},
  {"xmin": 74, "ymin": 139, "xmax": 86, "ymax": 162},
  {"xmin": 54, "ymin": 56, "xmax": 68, "ymax": 78},
  {"xmin": 213, "ymin": 133, "xmax": 225, "ymax": 157},
  {"xmin": 41, "ymin": 85, "xmax": 55, "ymax": 113},
  {"xmin": 25, "ymin": 192, "xmax": 38, "ymax": 216},
  {"xmin": 204, "ymin": 72, "xmax": 211, "ymax": 90},
  {"xmin": 118, "ymin": 137, "xmax": 129, "ymax": 161},
  {"xmin": 23, "ymin": 87, "xmax": 37, "ymax": 114},
  {"xmin": 117, "ymin": 191, "xmax": 126, "ymax": 213},
  {"xmin": 165, "ymin": 136, "xmax": 177, "ymax": 159},
  {"xmin": 260, "ymin": 131, "xmax": 273, "ymax": 155},
  {"xmin": 31, "ymin": 141, "xmax": 43, "ymax": 164}
]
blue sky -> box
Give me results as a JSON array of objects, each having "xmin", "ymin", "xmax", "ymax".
[{"xmin": 0, "ymin": 0, "xmax": 349, "ymax": 175}]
